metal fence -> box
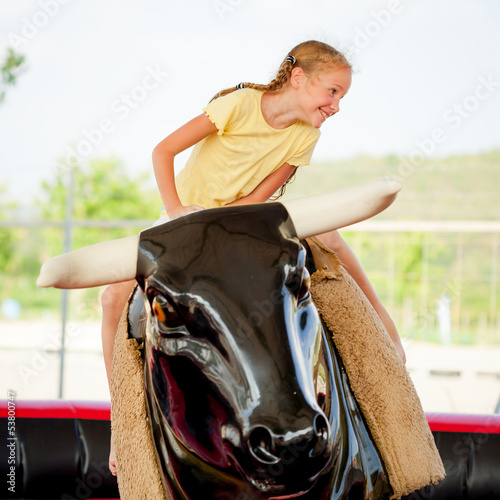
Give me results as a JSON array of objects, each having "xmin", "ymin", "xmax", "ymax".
[
  {"xmin": 1, "ymin": 218, "xmax": 499, "ymax": 398},
  {"xmin": 344, "ymin": 220, "xmax": 500, "ymax": 344}
]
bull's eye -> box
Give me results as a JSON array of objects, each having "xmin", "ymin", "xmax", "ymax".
[
  {"xmin": 152, "ymin": 299, "xmax": 166, "ymax": 323},
  {"xmin": 152, "ymin": 295, "xmax": 184, "ymax": 332},
  {"xmin": 286, "ymin": 267, "xmax": 311, "ymax": 302},
  {"xmin": 298, "ymin": 267, "xmax": 311, "ymax": 301},
  {"xmin": 302, "ymin": 268, "xmax": 311, "ymax": 291}
]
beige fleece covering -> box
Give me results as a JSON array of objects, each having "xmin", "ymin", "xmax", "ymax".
[
  {"xmin": 305, "ymin": 236, "xmax": 445, "ymax": 499},
  {"xmin": 111, "ymin": 239, "xmax": 445, "ymax": 499},
  {"xmin": 111, "ymin": 292, "xmax": 171, "ymax": 500}
]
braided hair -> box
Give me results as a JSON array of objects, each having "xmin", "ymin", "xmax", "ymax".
[{"xmin": 209, "ymin": 40, "xmax": 351, "ymax": 103}]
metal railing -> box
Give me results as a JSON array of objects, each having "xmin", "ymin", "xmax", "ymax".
[
  {"xmin": 344, "ymin": 220, "xmax": 500, "ymax": 343},
  {"xmin": 1, "ymin": 217, "xmax": 499, "ymax": 397}
]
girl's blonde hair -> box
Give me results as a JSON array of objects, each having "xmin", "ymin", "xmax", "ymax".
[
  {"xmin": 209, "ymin": 40, "xmax": 352, "ymax": 199},
  {"xmin": 209, "ymin": 40, "xmax": 351, "ymax": 102}
]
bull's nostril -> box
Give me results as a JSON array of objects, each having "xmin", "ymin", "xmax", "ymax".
[
  {"xmin": 310, "ymin": 414, "xmax": 329, "ymax": 457},
  {"xmin": 248, "ymin": 426, "xmax": 279, "ymax": 465},
  {"xmin": 314, "ymin": 414, "xmax": 329, "ymax": 439},
  {"xmin": 317, "ymin": 392, "xmax": 326, "ymax": 410}
]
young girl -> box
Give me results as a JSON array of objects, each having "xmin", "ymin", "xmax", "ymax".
[{"xmin": 103, "ymin": 39, "xmax": 406, "ymax": 475}]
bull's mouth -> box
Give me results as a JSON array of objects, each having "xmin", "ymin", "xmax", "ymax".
[
  {"xmin": 241, "ymin": 468, "xmax": 323, "ymax": 498},
  {"xmin": 223, "ymin": 429, "xmax": 330, "ymax": 498}
]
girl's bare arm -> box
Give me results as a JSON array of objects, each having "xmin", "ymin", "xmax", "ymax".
[
  {"xmin": 226, "ymin": 163, "xmax": 297, "ymax": 206},
  {"xmin": 152, "ymin": 113, "xmax": 217, "ymax": 218}
]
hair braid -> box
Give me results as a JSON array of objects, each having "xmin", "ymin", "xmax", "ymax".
[
  {"xmin": 209, "ymin": 40, "xmax": 351, "ymax": 103},
  {"xmin": 208, "ymin": 58, "xmax": 294, "ymax": 103}
]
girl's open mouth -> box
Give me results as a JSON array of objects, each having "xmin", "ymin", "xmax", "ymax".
[{"xmin": 319, "ymin": 108, "xmax": 332, "ymax": 120}]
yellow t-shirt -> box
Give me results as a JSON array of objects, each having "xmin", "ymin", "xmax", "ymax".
[{"xmin": 174, "ymin": 88, "xmax": 321, "ymax": 209}]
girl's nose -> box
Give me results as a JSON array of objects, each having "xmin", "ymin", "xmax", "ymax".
[{"xmin": 329, "ymin": 101, "xmax": 339, "ymax": 114}]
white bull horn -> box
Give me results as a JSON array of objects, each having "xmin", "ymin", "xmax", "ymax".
[
  {"xmin": 36, "ymin": 235, "xmax": 139, "ymax": 289},
  {"xmin": 282, "ymin": 177, "xmax": 401, "ymax": 239},
  {"xmin": 36, "ymin": 177, "xmax": 401, "ymax": 289}
]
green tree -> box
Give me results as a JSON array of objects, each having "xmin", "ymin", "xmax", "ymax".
[
  {"xmin": 0, "ymin": 184, "xmax": 17, "ymax": 271},
  {"xmin": 37, "ymin": 157, "xmax": 162, "ymax": 319},
  {"xmin": 0, "ymin": 157, "xmax": 161, "ymax": 319},
  {"xmin": 38, "ymin": 157, "xmax": 161, "ymax": 253},
  {"xmin": 0, "ymin": 48, "xmax": 25, "ymax": 103},
  {"xmin": 0, "ymin": 48, "xmax": 25, "ymax": 298}
]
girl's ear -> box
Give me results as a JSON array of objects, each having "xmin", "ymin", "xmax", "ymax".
[{"xmin": 289, "ymin": 67, "xmax": 305, "ymax": 89}]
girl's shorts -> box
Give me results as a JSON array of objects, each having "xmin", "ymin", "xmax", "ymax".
[
  {"xmin": 151, "ymin": 206, "xmax": 170, "ymax": 227},
  {"xmin": 151, "ymin": 204, "xmax": 205, "ymax": 227}
]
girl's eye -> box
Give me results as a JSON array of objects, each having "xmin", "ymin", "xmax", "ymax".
[{"xmin": 329, "ymin": 89, "xmax": 336, "ymax": 95}]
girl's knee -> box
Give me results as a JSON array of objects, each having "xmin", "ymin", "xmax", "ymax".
[
  {"xmin": 317, "ymin": 230, "xmax": 343, "ymax": 252},
  {"xmin": 101, "ymin": 285, "xmax": 116, "ymax": 310},
  {"xmin": 101, "ymin": 281, "xmax": 135, "ymax": 310}
]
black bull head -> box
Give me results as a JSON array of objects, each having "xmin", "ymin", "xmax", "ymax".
[{"xmin": 128, "ymin": 203, "xmax": 393, "ymax": 499}]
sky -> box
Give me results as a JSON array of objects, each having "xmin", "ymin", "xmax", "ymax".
[{"xmin": 1, "ymin": 0, "xmax": 500, "ymax": 204}]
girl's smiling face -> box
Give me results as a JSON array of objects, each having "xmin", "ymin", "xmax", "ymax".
[{"xmin": 296, "ymin": 66, "xmax": 352, "ymax": 128}]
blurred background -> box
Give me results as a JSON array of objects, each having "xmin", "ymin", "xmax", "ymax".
[{"xmin": 1, "ymin": 0, "xmax": 499, "ymax": 414}]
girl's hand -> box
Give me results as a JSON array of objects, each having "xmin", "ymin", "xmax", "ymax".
[{"xmin": 168, "ymin": 204, "xmax": 205, "ymax": 219}]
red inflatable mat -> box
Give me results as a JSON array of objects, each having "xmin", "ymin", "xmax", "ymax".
[
  {"xmin": 3, "ymin": 400, "xmax": 500, "ymax": 433},
  {"xmin": 426, "ymin": 412, "xmax": 500, "ymax": 433},
  {"xmin": 0, "ymin": 399, "xmax": 111, "ymax": 420}
]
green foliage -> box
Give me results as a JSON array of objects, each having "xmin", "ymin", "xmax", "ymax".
[
  {"xmin": 1, "ymin": 151, "xmax": 499, "ymax": 343},
  {"xmin": 39, "ymin": 157, "xmax": 160, "ymax": 221},
  {"xmin": 283, "ymin": 149, "xmax": 500, "ymax": 221},
  {"xmin": 281, "ymin": 150, "xmax": 500, "ymax": 343},
  {"xmin": 37, "ymin": 157, "xmax": 161, "ymax": 253},
  {"xmin": 1, "ymin": 157, "xmax": 161, "ymax": 320},
  {"xmin": 342, "ymin": 230, "xmax": 500, "ymax": 344},
  {"xmin": 0, "ymin": 184, "xmax": 17, "ymax": 270},
  {"xmin": 0, "ymin": 48, "xmax": 25, "ymax": 104}
]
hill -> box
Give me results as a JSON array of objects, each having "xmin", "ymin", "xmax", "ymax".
[{"xmin": 281, "ymin": 150, "xmax": 500, "ymax": 221}]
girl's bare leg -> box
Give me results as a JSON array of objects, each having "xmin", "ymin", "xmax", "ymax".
[
  {"xmin": 316, "ymin": 230, "xmax": 406, "ymax": 363},
  {"xmin": 101, "ymin": 279, "xmax": 137, "ymax": 475}
]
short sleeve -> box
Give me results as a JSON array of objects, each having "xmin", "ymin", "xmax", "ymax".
[
  {"xmin": 202, "ymin": 91, "xmax": 243, "ymax": 136},
  {"xmin": 287, "ymin": 128, "xmax": 321, "ymax": 167}
]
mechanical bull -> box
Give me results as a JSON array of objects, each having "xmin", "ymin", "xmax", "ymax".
[{"xmin": 37, "ymin": 178, "xmax": 445, "ymax": 499}]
